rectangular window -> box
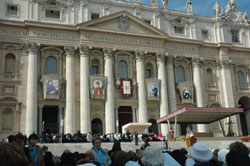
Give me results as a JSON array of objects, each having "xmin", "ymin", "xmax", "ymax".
[
  {"xmin": 45, "ymin": 9, "xmax": 60, "ymax": 19},
  {"xmin": 7, "ymin": 4, "xmax": 18, "ymax": 16},
  {"xmin": 202, "ymin": 30, "xmax": 209, "ymax": 40},
  {"xmin": 143, "ymin": 19, "xmax": 151, "ymax": 24},
  {"xmin": 91, "ymin": 13, "xmax": 100, "ymax": 20},
  {"xmin": 92, "ymin": 66, "xmax": 99, "ymax": 75},
  {"xmin": 231, "ymin": 30, "xmax": 240, "ymax": 43},
  {"xmin": 174, "ymin": 26, "xmax": 184, "ymax": 34}
]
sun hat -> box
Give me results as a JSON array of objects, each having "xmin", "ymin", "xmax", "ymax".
[
  {"xmin": 188, "ymin": 142, "xmax": 213, "ymax": 162},
  {"xmin": 125, "ymin": 161, "xmax": 141, "ymax": 166},
  {"xmin": 218, "ymin": 149, "xmax": 229, "ymax": 163},
  {"xmin": 162, "ymin": 152, "xmax": 181, "ymax": 166}
]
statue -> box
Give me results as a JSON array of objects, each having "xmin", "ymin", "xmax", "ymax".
[
  {"xmin": 186, "ymin": 0, "xmax": 192, "ymax": 13},
  {"xmin": 243, "ymin": 12, "xmax": 249, "ymax": 24},
  {"xmin": 214, "ymin": 2, "xmax": 220, "ymax": 17},
  {"xmin": 162, "ymin": 0, "xmax": 168, "ymax": 8}
]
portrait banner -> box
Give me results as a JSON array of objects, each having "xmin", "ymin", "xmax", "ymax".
[
  {"xmin": 146, "ymin": 79, "xmax": 160, "ymax": 101},
  {"xmin": 90, "ymin": 76, "xmax": 106, "ymax": 100},
  {"xmin": 179, "ymin": 82, "xmax": 194, "ymax": 104},
  {"xmin": 120, "ymin": 78, "xmax": 133, "ymax": 97},
  {"xmin": 44, "ymin": 79, "xmax": 60, "ymax": 99}
]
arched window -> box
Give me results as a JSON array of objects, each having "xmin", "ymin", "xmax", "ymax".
[
  {"xmin": 176, "ymin": 66, "xmax": 185, "ymax": 83},
  {"xmin": 118, "ymin": 60, "xmax": 128, "ymax": 78},
  {"xmin": 45, "ymin": 56, "xmax": 57, "ymax": 75},
  {"xmin": 145, "ymin": 63, "xmax": 153, "ymax": 78},
  {"xmin": 238, "ymin": 71, "xmax": 247, "ymax": 88},
  {"xmin": 1, "ymin": 109, "xmax": 14, "ymax": 131},
  {"xmin": 91, "ymin": 118, "xmax": 103, "ymax": 135},
  {"xmin": 5, "ymin": 54, "xmax": 16, "ymax": 74},
  {"xmin": 91, "ymin": 59, "xmax": 100, "ymax": 75},
  {"xmin": 207, "ymin": 68, "xmax": 214, "ymax": 86}
]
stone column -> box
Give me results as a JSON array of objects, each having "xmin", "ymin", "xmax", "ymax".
[
  {"xmin": 25, "ymin": 42, "xmax": 40, "ymax": 136},
  {"xmin": 193, "ymin": 58, "xmax": 208, "ymax": 132},
  {"xmin": 132, "ymin": 106, "xmax": 137, "ymax": 122},
  {"xmin": 80, "ymin": 45, "xmax": 91, "ymax": 134},
  {"xmin": 104, "ymin": 48, "xmax": 115, "ymax": 134},
  {"xmin": 115, "ymin": 106, "xmax": 119, "ymax": 133},
  {"xmin": 58, "ymin": 105, "xmax": 64, "ymax": 134},
  {"xmin": 38, "ymin": 104, "xmax": 44, "ymax": 134},
  {"xmin": 64, "ymin": 46, "xmax": 76, "ymax": 134},
  {"xmin": 135, "ymin": 50, "xmax": 148, "ymax": 123},
  {"xmin": 157, "ymin": 53, "xmax": 169, "ymax": 136},
  {"xmin": 166, "ymin": 55, "xmax": 177, "ymax": 113}
]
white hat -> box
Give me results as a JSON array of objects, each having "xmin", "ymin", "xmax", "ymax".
[
  {"xmin": 188, "ymin": 142, "xmax": 213, "ymax": 162},
  {"xmin": 218, "ymin": 149, "xmax": 229, "ymax": 163}
]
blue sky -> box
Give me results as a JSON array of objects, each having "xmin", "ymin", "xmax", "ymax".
[{"xmin": 141, "ymin": 0, "xmax": 250, "ymax": 16}]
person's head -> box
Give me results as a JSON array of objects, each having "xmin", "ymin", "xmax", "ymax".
[
  {"xmin": 7, "ymin": 135, "xmax": 16, "ymax": 143},
  {"xmin": 226, "ymin": 150, "xmax": 250, "ymax": 166},
  {"xmin": 127, "ymin": 151, "xmax": 137, "ymax": 161},
  {"xmin": 44, "ymin": 152, "xmax": 54, "ymax": 166},
  {"xmin": 229, "ymin": 141, "xmax": 249, "ymax": 155},
  {"xmin": 112, "ymin": 140, "xmax": 121, "ymax": 152},
  {"xmin": 143, "ymin": 136, "xmax": 149, "ymax": 143},
  {"xmin": 92, "ymin": 137, "xmax": 102, "ymax": 149},
  {"xmin": 15, "ymin": 133, "xmax": 25, "ymax": 147},
  {"xmin": 141, "ymin": 146, "xmax": 163, "ymax": 166},
  {"xmin": 86, "ymin": 150, "xmax": 94, "ymax": 160},
  {"xmin": 28, "ymin": 134, "xmax": 39, "ymax": 146},
  {"xmin": 0, "ymin": 142, "xmax": 29, "ymax": 166},
  {"xmin": 42, "ymin": 146, "xmax": 49, "ymax": 152},
  {"xmin": 113, "ymin": 151, "xmax": 130, "ymax": 166},
  {"xmin": 188, "ymin": 142, "xmax": 213, "ymax": 163}
]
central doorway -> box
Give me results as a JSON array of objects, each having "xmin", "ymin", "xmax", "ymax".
[
  {"xmin": 42, "ymin": 106, "xmax": 59, "ymax": 134},
  {"xmin": 118, "ymin": 106, "xmax": 132, "ymax": 133}
]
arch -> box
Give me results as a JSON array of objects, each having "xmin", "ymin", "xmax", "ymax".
[
  {"xmin": 91, "ymin": 118, "xmax": 103, "ymax": 135},
  {"xmin": 238, "ymin": 96, "xmax": 250, "ymax": 135},
  {"xmin": 176, "ymin": 66, "xmax": 185, "ymax": 83},
  {"xmin": 91, "ymin": 58, "xmax": 100, "ymax": 75},
  {"xmin": 237, "ymin": 71, "xmax": 247, "ymax": 88},
  {"xmin": 148, "ymin": 119, "xmax": 158, "ymax": 135},
  {"xmin": 1, "ymin": 108, "xmax": 14, "ymax": 131},
  {"xmin": 118, "ymin": 60, "xmax": 128, "ymax": 78},
  {"xmin": 4, "ymin": 53, "xmax": 16, "ymax": 74},
  {"xmin": 145, "ymin": 63, "xmax": 153, "ymax": 78},
  {"xmin": 45, "ymin": 56, "xmax": 57, "ymax": 75}
]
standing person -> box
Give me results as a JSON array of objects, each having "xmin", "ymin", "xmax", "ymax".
[
  {"xmin": 140, "ymin": 136, "xmax": 150, "ymax": 151},
  {"xmin": 28, "ymin": 134, "xmax": 44, "ymax": 166},
  {"xmin": 91, "ymin": 137, "xmax": 112, "ymax": 166},
  {"xmin": 134, "ymin": 132, "xmax": 139, "ymax": 146},
  {"xmin": 126, "ymin": 130, "xmax": 131, "ymax": 141}
]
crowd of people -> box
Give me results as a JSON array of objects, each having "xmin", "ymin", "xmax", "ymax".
[{"xmin": 0, "ymin": 132, "xmax": 250, "ymax": 166}]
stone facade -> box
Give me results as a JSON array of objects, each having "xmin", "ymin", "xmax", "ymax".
[{"xmin": 0, "ymin": 0, "xmax": 250, "ymax": 137}]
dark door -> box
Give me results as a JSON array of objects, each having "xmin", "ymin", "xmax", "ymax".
[
  {"xmin": 42, "ymin": 106, "xmax": 58, "ymax": 134},
  {"xmin": 118, "ymin": 106, "xmax": 132, "ymax": 133}
]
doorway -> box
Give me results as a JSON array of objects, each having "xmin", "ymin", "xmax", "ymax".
[
  {"xmin": 42, "ymin": 106, "xmax": 59, "ymax": 134},
  {"xmin": 148, "ymin": 119, "xmax": 158, "ymax": 135},
  {"xmin": 91, "ymin": 118, "xmax": 103, "ymax": 135},
  {"xmin": 118, "ymin": 106, "xmax": 132, "ymax": 133}
]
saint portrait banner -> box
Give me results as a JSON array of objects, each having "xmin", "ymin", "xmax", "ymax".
[
  {"xmin": 179, "ymin": 82, "xmax": 194, "ymax": 104},
  {"xmin": 120, "ymin": 78, "xmax": 133, "ymax": 97},
  {"xmin": 44, "ymin": 79, "xmax": 60, "ymax": 99},
  {"xmin": 89, "ymin": 76, "xmax": 106, "ymax": 99},
  {"xmin": 146, "ymin": 79, "xmax": 160, "ymax": 101}
]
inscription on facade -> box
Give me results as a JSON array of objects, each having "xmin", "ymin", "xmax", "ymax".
[
  {"xmin": 82, "ymin": 33, "xmax": 163, "ymax": 47},
  {"xmin": 29, "ymin": 30, "xmax": 79, "ymax": 40},
  {"xmin": 0, "ymin": 28, "xmax": 28, "ymax": 37}
]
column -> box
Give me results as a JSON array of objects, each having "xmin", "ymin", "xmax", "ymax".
[
  {"xmin": 38, "ymin": 104, "xmax": 44, "ymax": 134},
  {"xmin": 64, "ymin": 46, "xmax": 76, "ymax": 134},
  {"xmin": 25, "ymin": 42, "xmax": 40, "ymax": 136},
  {"xmin": 157, "ymin": 53, "xmax": 169, "ymax": 136},
  {"xmin": 135, "ymin": 50, "xmax": 148, "ymax": 123},
  {"xmin": 193, "ymin": 58, "xmax": 208, "ymax": 132},
  {"xmin": 104, "ymin": 48, "xmax": 115, "ymax": 134},
  {"xmin": 80, "ymin": 45, "xmax": 91, "ymax": 134},
  {"xmin": 166, "ymin": 55, "xmax": 177, "ymax": 113},
  {"xmin": 115, "ymin": 106, "xmax": 119, "ymax": 133},
  {"xmin": 132, "ymin": 106, "xmax": 137, "ymax": 122},
  {"xmin": 58, "ymin": 105, "xmax": 64, "ymax": 134}
]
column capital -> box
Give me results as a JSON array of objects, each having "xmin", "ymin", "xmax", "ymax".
[
  {"xmin": 79, "ymin": 0, "xmax": 88, "ymax": 5},
  {"xmin": 217, "ymin": 59, "xmax": 231, "ymax": 69},
  {"xmin": 103, "ymin": 47, "xmax": 115, "ymax": 59},
  {"xmin": 24, "ymin": 42, "xmax": 40, "ymax": 53},
  {"xmin": 58, "ymin": 105, "xmax": 65, "ymax": 109},
  {"xmin": 156, "ymin": 52, "xmax": 167, "ymax": 63},
  {"xmin": 166, "ymin": 55, "xmax": 175, "ymax": 63},
  {"xmin": 192, "ymin": 57, "xmax": 203, "ymax": 67},
  {"xmin": 64, "ymin": 46, "xmax": 77, "ymax": 56},
  {"xmin": 80, "ymin": 45, "xmax": 92, "ymax": 57},
  {"xmin": 38, "ymin": 104, "xmax": 44, "ymax": 109},
  {"xmin": 135, "ymin": 50, "xmax": 146, "ymax": 61}
]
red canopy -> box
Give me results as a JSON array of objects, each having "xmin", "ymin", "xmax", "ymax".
[{"xmin": 157, "ymin": 107, "xmax": 243, "ymax": 124}]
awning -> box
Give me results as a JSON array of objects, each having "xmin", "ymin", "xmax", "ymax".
[
  {"xmin": 157, "ymin": 107, "xmax": 243, "ymax": 124},
  {"xmin": 122, "ymin": 122, "xmax": 152, "ymax": 133}
]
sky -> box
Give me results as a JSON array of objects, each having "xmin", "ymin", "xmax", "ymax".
[{"xmin": 140, "ymin": 0, "xmax": 250, "ymax": 17}]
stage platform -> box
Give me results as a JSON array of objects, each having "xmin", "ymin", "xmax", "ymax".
[{"xmin": 38, "ymin": 137, "xmax": 250, "ymax": 156}]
